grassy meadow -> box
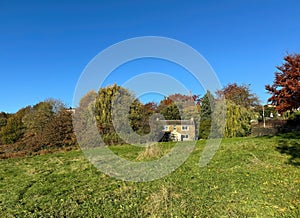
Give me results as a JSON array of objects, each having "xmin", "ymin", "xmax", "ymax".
[{"xmin": 0, "ymin": 135, "xmax": 299, "ymax": 217}]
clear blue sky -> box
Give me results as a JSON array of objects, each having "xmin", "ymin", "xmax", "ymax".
[{"xmin": 1, "ymin": 0, "xmax": 300, "ymax": 113}]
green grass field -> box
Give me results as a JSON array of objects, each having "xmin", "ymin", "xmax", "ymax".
[{"xmin": 1, "ymin": 135, "xmax": 299, "ymax": 217}]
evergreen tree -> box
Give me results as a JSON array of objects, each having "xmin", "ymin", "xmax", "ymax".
[{"xmin": 198, "ymin": 91, "xmax": 215, "ymax": 139}]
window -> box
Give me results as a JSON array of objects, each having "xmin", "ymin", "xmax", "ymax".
[
  {"xmin": 163, "ymin": 125, "xmax": 169, "ymax": 131},
  {"xmin": 182, "ymin": 125, "xmax": 189, "ymax": 131},
  {"xmin": 181, "ymin": 134, "xmax": 189, "ymax": 141},
  {"xmin": 173, "ymin": 125, "xmax": 177, "ymax": 131}
]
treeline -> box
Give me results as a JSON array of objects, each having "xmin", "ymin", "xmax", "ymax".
[
  {"xmin": 0, "ymin": 83, "xmax": 260, "ymax": 158},
  {"xmin": 0, "ymin": 83, "xmax": 258, "ymax": 158},
  {"xmin": 0, "ymin": 100, "xmax": 77, "ymax": 158},
  {"xmin": 74, "ymin": 83, "xmax": 260, "ymax": 146}
]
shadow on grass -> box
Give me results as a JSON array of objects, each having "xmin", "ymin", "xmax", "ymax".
[{"xmin": 276, "ymin": 132, "xmax": 300, "ymax": 167}]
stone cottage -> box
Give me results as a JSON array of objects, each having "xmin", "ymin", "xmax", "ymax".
[{"xmin": 161, "ymin": 118, "xmax": 195, "ymax": 141}]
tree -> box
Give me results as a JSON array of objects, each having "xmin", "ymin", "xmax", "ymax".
[
  {"xmin": 94, "ymin": 84, "xmax": 135, "ymax": 145},
  {"xmin": 198, "ymin": 91, "xmax": 214, "ymax": 139},
  {"xmin": 0, "ymin": 106, "xmax": 31, "ymax": 144},
  {"xmin": 128, "ymin": 100, "xmax": 153, "ymax": 136},
  {"xmin": 157, "ymin": 103, "xmax": 181, "ymax": 120},
  {"xmin": 23, "ymin": 101, "xmax": 55, "ymax": 134},
  {"xmin": 42, "ymin": 110, "xmax": 77, "ymax": 149},
  {"xmin": 0, "ymin": 112, "xmax": 9, "ymax": 129},
  {"xmin": 21, "ymin": 99, "xmax": 72, "ymax": 151},
  {"xmin": 199, "ymin": 90, "xmax": 256, "ymax": 138},
  {"xmin": 266, "ymin": 54, "xmax": 300, "ymax": 113},
  {"xmin": 79, "ymin": 90, "xmax": 97, "ymax": 108},
  {"xmin": 23, "ymin": 99, "xmax": 66, "ymax": 134},
  {"xmin": 0, "ymin": 112, "xmax": 10, "ymax": 145},
  {"xmin": 157, "ymin": 93, "xmax": 199, "ymax": 120},
  {"xmin": 223, "ymin": 101, "xmax": 255, "ymax": 137},
  {"xmin": 73, "ymin": 90, "xmax": 100, "ymax": 148},
  {"xmin": 217, "ymin": 83, "xmax": 259, "ymax": 108}
]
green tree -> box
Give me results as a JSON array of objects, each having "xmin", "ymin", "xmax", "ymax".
[
  {"xmin": 223, "ymin": 101, "xmax": 255, "ymax": 137},
  {"xmin": 94, "ymin": 84, "xmax": 133, "ymax": 145},
  {"xmin": 157, "ymin": 103, "xmax": 181, "ymax": 120},
  {"xmin": 128, "ymin": 100, "xmax": 152, "ymax": 135},
  {"xmin": 198, "ymin": 91, "xmax": 215, "ymax": 139}
]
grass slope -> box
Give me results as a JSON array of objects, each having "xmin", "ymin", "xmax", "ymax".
[{"xmin": 0, "ymin": 135, "xmax": 299, "ymax": 217}]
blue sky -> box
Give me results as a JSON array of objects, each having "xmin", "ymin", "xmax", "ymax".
[{"xmin": 1, "ymin": 0, "xmax": 300, "ymax": 113}]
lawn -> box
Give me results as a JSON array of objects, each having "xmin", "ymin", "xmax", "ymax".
[{"xmin": 0, "ymin": 135, "xmax": 299, "ymax": 217}]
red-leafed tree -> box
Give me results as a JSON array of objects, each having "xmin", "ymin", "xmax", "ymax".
[
  {"xmin": 266, "ymin": 54, "xmax": 300, "ymax": 113},
  {"xmin": 217, "ymin": 83, "xmax": 259, "ymax": 108}
]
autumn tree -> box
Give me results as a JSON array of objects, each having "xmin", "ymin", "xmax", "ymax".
[
  {"xmin": 217, "ymin": 83, "xmax": 259, "ymax": 108},
  {"xmin": 23, "ymin": 101, "xmax": 55, "ymax": 134},
  {"xmin": 21, "ymin": 99, "xmax": 75, "ymax": 151},
  {"xmin": 266, "ymin": 54, "xmax": 300, "ymax": 113},
  {"xmin": 42, "ymin": 110, "xmax": 77, "ymax": 149}
]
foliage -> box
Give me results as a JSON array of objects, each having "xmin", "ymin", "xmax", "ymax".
[
  {"xmin": 0, "ymin": 112, "xmax": 9, "ymax": 130},
  {"xmin": 0, "ymin": 112, "xmax": 10, "ymax": 144},
  {"xmin": 0, "ymin": 136, "xmax": 299, "ymax": 217},
  {"xmin": 128, "ymin": 100, "xmax": 152, "ymax": 135},
  {"xmin": 213, "ymin": 84, "xmax": 259, "ymax": 138},
  {"xmin": 266, "ymin": 54, "xmax": 300, "ymax": 113},
  {"xmin": 0, "ymin": 99, "xmax": 77, "ymax": 156},
  {"xmin": 73, "ymin": 91, "xmax": 100, "ymax": 148},
  {"xmin": 79, "ymin": 90, "xmax": 97, "ymax": 108},
  {"xmin": 0, "ymin": 107, "xmax": 30, "ymax": 144},
  {"xmin": 94, "ymin": 84, "xmax": 124, "ymax": 145},
  {"xmin": 23, "ymin": 101, "xmax": 55, "ymax": 134},
  {"xmin": 157, "ymin": 93, "xmax": 200, "ymax": 121},
  {"xmin": 198, "ymin": 91, "xmax": 214, "ymax": 139},
  {"xmin": 42, "ymin": 110, "xmax": 77, "ymax": 148},
  {"xmin": 223, "ymin": 100, "xmax": 256, "ymax": 137},
  {"xmin": 158, "ymin": 103, "xmax": 181, "ymax": 120},
  {"xmin": 217, "ymin": 83, "xmax": 259, "ymax": 108},
  {"xmin": 21, "ymin": 99, "xmax": 76, "ymax": 150},
  {"xmin": 157, "ymin": 99, "xmax": 181, "ymax": 120},
  {"xmin": 94, "ymin": 84, "xmax": 152, "ymax": 145}
]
